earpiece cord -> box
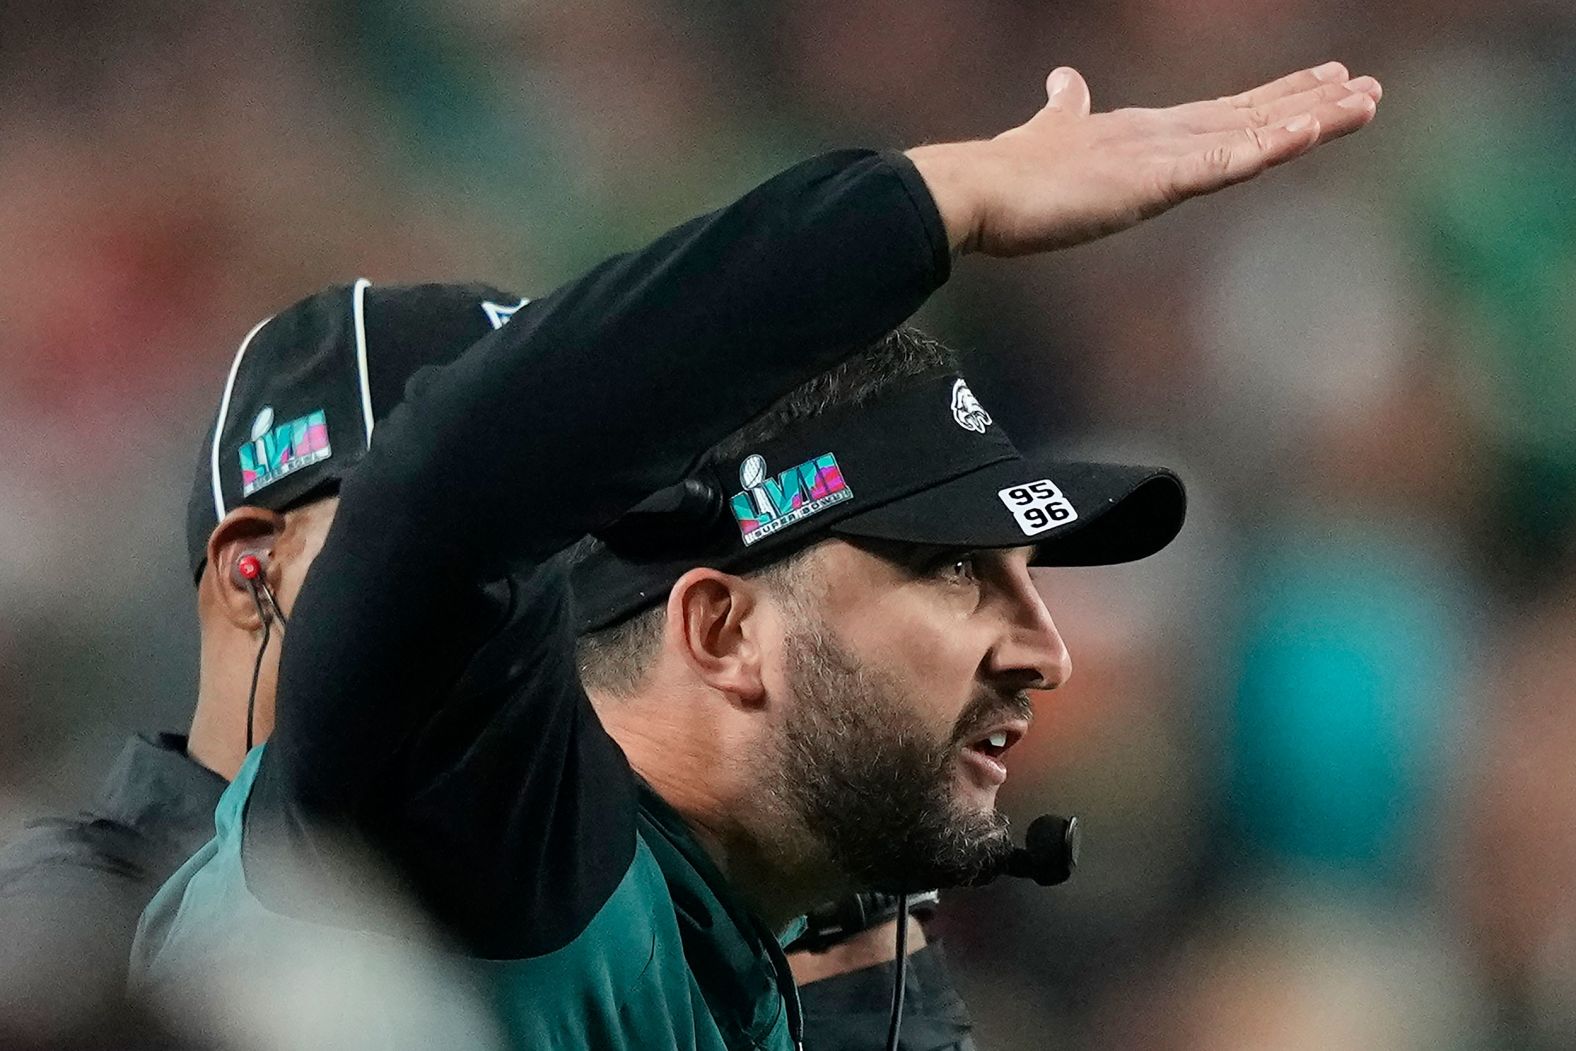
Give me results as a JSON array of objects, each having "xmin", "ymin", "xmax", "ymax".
[
  {"xmin": 258, "ymin": 580, "xmax": 289, "ymax": 628},
  {"xmin": 883, "ymin": 894, "xmax": 910, "ymax": 1051},
  {"xmin": 245, "ymin": 587, "xmax": 271, "ymax": 753}
]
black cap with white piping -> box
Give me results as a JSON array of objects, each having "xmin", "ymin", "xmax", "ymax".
[{"xmin": 183, "ymin": 279, "xmax": 529, "ymax": 581}]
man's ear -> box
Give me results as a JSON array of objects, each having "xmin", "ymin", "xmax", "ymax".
[
  {"xmin": 664, "ymin": 567, "xmax": 771, "ymax": 708},
  {"xmin": 201, "ymin": 506, "xmax": 287, "ymax": 631}
]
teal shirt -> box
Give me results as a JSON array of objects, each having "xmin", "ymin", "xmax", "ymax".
[{"xmin": 133, "ymin": 748, "xmax": 803, "ymax": 1051}]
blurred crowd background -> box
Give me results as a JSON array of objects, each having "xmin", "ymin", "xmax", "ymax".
[{"xmin": 2, "ymin": 1, "xmax": 1574, "ymax": 1048}]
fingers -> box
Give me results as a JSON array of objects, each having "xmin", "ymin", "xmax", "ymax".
[
  {"xmin": 1254, "ymin": 75, "xmax": 1381, "ymax": 128},
  {"xmin": 1227, "ymin": 61, "xmax": 1349, "ymax": 109},
  {"xmin": 1180, "ymin": 73, "xmax": 1381, "ymax": 134},
  {"xmin": 1168, "ymin": 118, "xmax": 1318, "ymax": 199},
  {"xmin": 1294, "ymin": 86, "xmax": 1379, "ymax": 146},
  {"xmin": 1043, "ymin": 66, "xmax": 1091, "ymax": 118},
  {"xmin": 1171, "ymin": 87, "xmax": 1378, "ymax": 199}
]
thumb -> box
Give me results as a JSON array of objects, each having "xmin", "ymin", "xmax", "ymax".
[{"xmin": 1043, "ymin": 67, "xmax": 1091, "ymax": 118}]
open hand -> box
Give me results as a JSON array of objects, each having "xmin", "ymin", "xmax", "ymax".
[{"xmin": 909, "ymin": 62, "xmax": 1382, "ymax": 256}]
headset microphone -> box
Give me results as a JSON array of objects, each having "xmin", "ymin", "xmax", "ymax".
[
  {"xmin": 957, "ymin": 813, "xmax": 1081, "ymax": 888},
  {"xmin": 1003, "ymin": 814, "xmax": 1081, "ymax": 886}
]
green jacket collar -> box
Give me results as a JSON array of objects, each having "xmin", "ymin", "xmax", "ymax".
[{"xmin": 635, "ymin": 783, "xmax": 803, "ymax": 1050}]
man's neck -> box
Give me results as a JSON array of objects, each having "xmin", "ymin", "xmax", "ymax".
[
  {"xmin": 187, "ymin": 646, "xmax": 249, "ymax": 782},
  {"xmin": 595, "ymin": 693, "xmax": 837, "ymax": 931}
]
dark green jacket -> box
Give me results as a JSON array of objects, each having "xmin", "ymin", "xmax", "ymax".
[{"xmin": 135, "ymin": 749, "xmax": 803, "ymax": 1049}]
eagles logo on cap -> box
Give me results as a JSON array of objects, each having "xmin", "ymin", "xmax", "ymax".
[{"xmin": 951, "ymin": 378, "xmax": 992, "ymax": 433}]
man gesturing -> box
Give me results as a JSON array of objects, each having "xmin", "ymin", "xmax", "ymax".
[{"xmin": 134, "ymin": 64, "xmax": 1379, "ymax": 1050}]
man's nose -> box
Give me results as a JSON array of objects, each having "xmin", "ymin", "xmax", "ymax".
[{"xmin": 989, "ymin": 570, "xmax": 1072, "ymax": 690}]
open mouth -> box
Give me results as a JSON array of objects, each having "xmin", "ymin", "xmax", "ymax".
[
  {"xmin": 964, "ymin": 721, "xmax": 1028, "ymax": 762},
  {"xmin": 958, "ymin": 718, "xmax": 1033, "ymax": 778}
]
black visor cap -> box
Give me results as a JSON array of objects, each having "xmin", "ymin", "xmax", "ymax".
[
  {"xmin": 573, "ymin": 370, "xmax": 1188, "ymax": 633},
  {"xmin": 827, "ymin": 459, "xmax": 1186, "ymax": 567}
]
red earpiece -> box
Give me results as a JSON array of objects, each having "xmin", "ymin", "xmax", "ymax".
[
  {"xmin": 235, "ymin": 553, "xmax": 265, "ymax": 584},
  {"xmin": 233, "ymin": 550, "xmax": 287, "ymax": 631}
]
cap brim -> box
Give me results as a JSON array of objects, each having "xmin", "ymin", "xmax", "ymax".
[{"xmin": 829, "ymin": 459, "xmax": 1186, "ymax": 567}]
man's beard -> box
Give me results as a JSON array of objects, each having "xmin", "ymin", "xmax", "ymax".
[{"xmin": 767, "ymin": 618, "xmax": 1026, "ymax": 893}]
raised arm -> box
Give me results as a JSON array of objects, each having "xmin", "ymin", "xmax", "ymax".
[{"xmin": 264, "ymin": 61, "xmax": 1380, "ymax": 844}]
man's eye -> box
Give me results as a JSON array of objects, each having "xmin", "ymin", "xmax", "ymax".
[{"xmin": 941, "ymin": 554, "xmax": 979, "ymax": 582}]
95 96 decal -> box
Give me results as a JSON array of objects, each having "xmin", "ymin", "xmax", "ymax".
[{"xmin": 997, "ymin": 478, "xmax": 1078, "ymax": 536}]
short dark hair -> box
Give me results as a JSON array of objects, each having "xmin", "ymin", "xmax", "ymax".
[{"xmin": 575, "ymin": 326, "xmax": 958, "ymax": 696}]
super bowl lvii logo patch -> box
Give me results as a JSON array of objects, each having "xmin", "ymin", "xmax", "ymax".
[
  {"xmin": 240, "ymin": 406, "xmax": 331, "ymax": 497},
  {"xmin": 730, "ymin": 452, "xmax": 852, "ymax": 545}
]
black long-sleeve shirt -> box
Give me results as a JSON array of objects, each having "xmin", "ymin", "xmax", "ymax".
[{"xmin": 134, "ymin": 149, "xmax": 952, "ymax": 1050}]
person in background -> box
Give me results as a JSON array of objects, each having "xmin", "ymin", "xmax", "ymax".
[{"xmin": 0, "ymin": 280, "xmax": 523, "ymax": 1041}]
